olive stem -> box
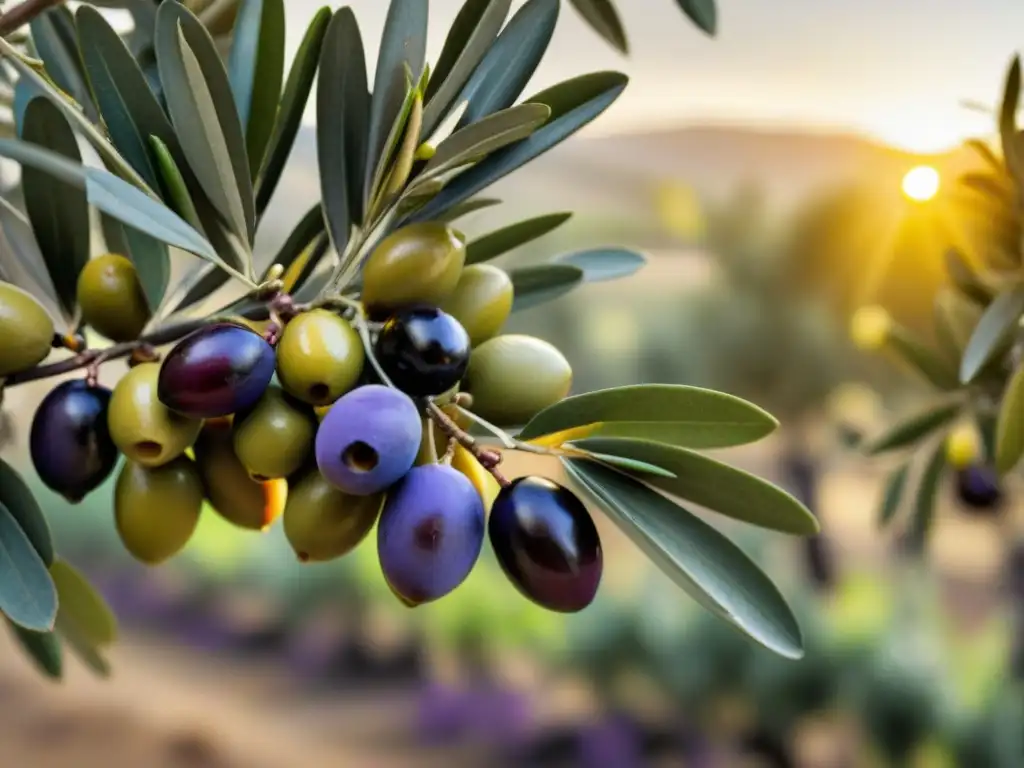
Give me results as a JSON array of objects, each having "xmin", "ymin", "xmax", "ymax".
[
  {"xmin": 2, "ymin": 303, "xmax": 271, "ymax": 387},
  {"xmin": 452, "ymin": 404, "xmax": 550, "ymax": 456},
  {"xmin": 424, "ymin": 400, "xmax": 509, "ymax": 486},
  {"xmin": 0, "ymin": 0, "xmax": 64, "ymax": 36}
]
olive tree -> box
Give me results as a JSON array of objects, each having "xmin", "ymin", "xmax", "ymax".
[{"xmin": 0, "ymin": 0, "xmax": 821, "ymax": 684}]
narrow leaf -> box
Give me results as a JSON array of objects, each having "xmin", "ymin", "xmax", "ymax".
[
  {"xmin": 364, "ymin": 69, "xmax": 422, "ymax": 226},
  {"xmin": 381, "ymin": 90, "xmax": 424, "ymax": 202},
  {"xmin": 438, "ymin": 196, "xmax": 501, "ymax": 222},
  {"xmin": 564, "ymin": 460, "xmax": 804, "ymax": 659},
  {"xmin": 1000, "ymin": 56, "xmax": 1022, "ymax": 182},
  {"xmin": 906, "ymin": 443, "xmax": 946, "ymax": 555},
  {"xmin": 509, "ymin": 263, "xmax": 584, "ymax": 311},
  {"xmin": 7, "ymin": 621, "xmax": 62, "ymax": 680},
  {"xmin": 555, "ymin": 247, "xmax": 646, "ymax": 282},
  {"xmin": 31, "ymin": 7, "xmax": 98, "ymax": 121},
  {"xmin": 0, "ymin": 196, "xmax": 66, "ymax": 326},
  {"xmin": 263, "ymin": 202, "xmax": 326, "ymax": 278},
  {"xmin": 422, "ymin": 0, "xmax": 511, "ymax": 136},
  {"xmin": 117, "ymin": 224, "xmax": 173, "ymax": 312},
  {"xmin": 960, "ymin": 285, "xmax": 1024, "ymax": 383},
  {"xmin": 57, "ymin": 618, "xmax": 112, "ymax": 679},
  {"xmin": 317, "ymin": 7, "xmax": 368, "ymax": 257},
  {"xmin": 76, "ymin": 5, "xmax": 180, "ymax": 191},
  {"xmin": 419, "ymin": 102, "xmax": 550, "ymax": 181},
  {"xmin": 409, "ymin": 71, "xmax": 627, "ymax": 223},
  {"xmin": 579, "ymin": 451, "xmax": 677, "ymax": 479},
  {"xmin": 19, "ymin": 97, "xmax": 90, "ymax": 317},
  {"xmin": 864, "ymin": 401, "xmax": 962, "ymax": 456},
  {"xmin": 49, "ymin": 559, "xmax": 117, "ymax": 648},
  {"xmin": 887, "ymin": 326, "xmax": 960, "ymax": 390},
  {"xmin": 996, "ymin": 364, "xmax": 1024, "ymax": 474},
  {"xmin": 455, "ymin": 0, "xmax": 559, "ymax": 128},
  {"xmin": 363, "ymin": 0, "xmax": 428, "ymax": 207},
  {"xmin": 149, "ymin": 135, "xmax": 205, "ymax": 235},
  {"xmin": 228, "ymin": 0, "xmax": 286, "ymax": 178},
  {"xmin": 155, "ymin": 2, "xmax": 255, "ymax": 243},
  {"xmin": 520, "ymin": 384, "xmax": 779, "ymax": 444},
  {"xmin": 0, "ymin": 460, "xmax": 54, "ymax": 565},
  {"xmin": 675, "ymin": 0, "xmax": 717, "ymax": 36},
  {"xmin": 255, "ymin": 6, "xmax": 331, "ymax": 218},
  {"xmin": 569, "ymin": 437, "xmax": 819, "ymax": 535},
  {"xmin": 465, "ymin": 212, "xmax": 572, "ymax": 264},
  {"xmin": 878, "ymin": 463, "xmax": 910, "ymax": 529},
  {"xmin": 569, "ymin": 0, "xmax": 628, "ymax": 54},
  {"xmin": 0, "ymin": 501, "xmax": 58, "ymax": 632},
  {"xmin": 944, "ymin": 248, "xmax": 994, "ymax": 305}
]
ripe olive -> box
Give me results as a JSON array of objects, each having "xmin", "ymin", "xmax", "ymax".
[
  {"xmin": 283, "ymin": 469, "xmax": 383, "ymax": 562},
  {"xmin": 232, "ymin": 386, "xmax": 317, "ymax": 481},
  {"xmin": 464, "ymin": 334, "xmax": 572, "ymax": 426},
  {"xmin": 76, "ymin": 254, "xmax": 151, "ymax": 342},
  {"xmin": 115, "ymin": 457, "xmax": 204, "ymax": 564},
  {"xmin": 375, "ymin": 306, "xmax": 471, "ymax": 397},
  {"xmin": 0, "ymin": 281, "xmax": 53, "ymax": 376},
  {"xmin": 360, "ymin": 222, "xmax": 466, "ymax": 316},
  {"xmin": 439, "ymin": 264, "xmax": 513, "ymax": 346},
  {"xmin": 193, "ymin": 420, "xmax": 287, "ymax": 530},
  {"xmin": 275, "ymin": 309, "xmax": 364, "ymax": 405},
  {"xmin": 108, "ymin": 362, "xmax": 202, "ymax": 467}
]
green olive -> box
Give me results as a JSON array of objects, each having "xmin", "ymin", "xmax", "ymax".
[
  {"xmin": 465, "ymin": 334, "xmax": 572, "ymax": 426},
  {"xmin": 0, "ymin": 281, "xmax": 53, "ymax": 376},
  {"xmin": 108, "ymin": 362, "xmax": 202, "ymax": 467},
  {"xmin": 439, "ymin": 264, "xmax": 513, "ymax": 346},
  {"xmin": 283, "ymin": 469, "xmax": 383, "ymax": 562},
  {"xmin": 114, "ymin": 457, "xmax": 203, "ymax": 564},
  {"xmin": 360, "ymin": 222, "xmax": 466, "ymax": 316},
  {"xmin": 194, "ymin": 419, "xmax": 287, "ymax": 530},
  {"xmin": 77, "ymin": 254, "xmax": 151, "ymax": 342},
  {"xmin": 276, "ymin": 309, "xmax": 364, "ymax": 405},
  {"xmin": 232, "ymin": 386, "xmax": 317, "ymax": 481}
]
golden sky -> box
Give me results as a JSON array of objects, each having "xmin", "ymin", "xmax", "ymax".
[{"xmin": 281, "ymin": 0, "xmax": 1022, "ymax": 153}]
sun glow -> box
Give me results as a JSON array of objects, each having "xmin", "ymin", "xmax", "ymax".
[{"xmin": 902, "ymin": 166, "xmax": 941, "ymax": 202}]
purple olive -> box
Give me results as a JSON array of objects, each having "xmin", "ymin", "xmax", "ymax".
[
  {"xmin": 315, "ymin": 384, "xmax": 422, "ymax": 495},
  {"xmin": 377, "ymin": 464, "xmax": 485, "ymax": 606},
  {"xmin": 29, "ymin": 379, "xmax": 118, "ymax": 503},
  {"xmin": 956, "ymin": 464, "xmax": 1004, "ymax": 514},
  {"xmin": 488, "ymin": 476, "xmax": 602, "ymax": 613},
  {"xmin": 375, "ymin": 306, "xmax": 470, "ymax": 397},
  {"xmin": 157, "ymin": 322, "xmax": 275, "ymax": 419}
]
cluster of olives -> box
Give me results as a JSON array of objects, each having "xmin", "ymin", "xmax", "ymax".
[{"xmin": 8, "ymin": 222, "xmax": 604, "ymax": 614}]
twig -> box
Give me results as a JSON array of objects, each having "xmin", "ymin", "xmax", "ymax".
[
  {"xmin": 0, "ymin": 0, "xmax": 63, "ymax": 37},
  {"xmin": 425, "ymin": 400, "xmax": 508, "ymax": 486},
  {"xmin": 3, "ymin": 304, "xmax": 270, "ymax": 387}
]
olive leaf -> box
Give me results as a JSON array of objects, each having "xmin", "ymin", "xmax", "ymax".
[
  {"xmin": 1000, "ymin": 56, "xmax": 1022, "ymax": 184},
  {"xmin": 675, "ymin": 0, "xmax": 718, "ymax": 36},
  {"xmin": 49, "ymin": 560, "xmax": 117, "ymax": 649},
  {"xmin": 149, "ymin": 135, "xmax": 205, "ymax": 235},
  {"xmin": 579, "ymin": 451, "xmax": 677, "ymax": 479},
  {"xmin": 7, "ymin": 620, "xmax": 62, "ymax": 680},
  {"xmin": 76, "ymin": 5, "xmax": 182, "ymax": 193},
  {"xmin": 379, "ymin": 90, "xmax": 424, "ymax": 204},
  {"xmin": 255, "ymin": 7, "xmax": 331, "ymax": 219},
  {"xmin": 57, "ymin": 618, "xmax": 112, "ymax": 679},
  {"xmin": 509, "ymin": 263, "xmax": 584, "ymax": 311},
  {"xmin": 422, "ymin": 0, "xmax": 511, "ymax": 137},
  {"xmin": 569, "ymin": 438, "xmax": 819, "ymax": 535},
  {"xmin": 905, "ymin": 443, "xmax": 946, "ymax": 556},
  {"xmin": 19, "ymin": 97, "xmax": 90, "ymax": 319},
  {"xmin": 455, "ymin": 0, "xmax": 559, "ymax": 129},
  {"xmin": 555, "ymin": 247, "xmax": 646, "ymax": 282},
  {"xmin": 465, "ymin": 213, "xmax": 571, "ymax": 266},
  {"xmin": 112, "ymin": 222, "xmax": 174, "ymax": 313},
  {"xmin": 363, "ymin": 0, "xmax": 428, "ymax": 208},
  {"xmin": 960, "ymin": 285, "xmax": 1024, "ymax": 384},
  {"xmin": 886, "ymin": 326, "xmax": 960, "ymax": 390},
  {"xmin": 0, "ymin": 501, "xmax": 58, "ymax": 632},
  {"xmin": 408, "ymin": 71, "xmax": 627, "ymax": 223},
  {"xmin": 863, "ymin": 401, "xmax": 962, "ymax": 456},
  {"xmin": 317, "ymin": 6, "xmax": 368, "ymax": 259},
  {"xmin": 228, "ymin": 0, "xmax": 285, "ymax": 179},
  {"xmin": 155, "ymin": 1, "xmax": 255, "ymax": 245},
  {"xmin": 944, "ymin": 248, "xmax": 994, "ymax": 305},
  {"xmin": 563, "ymin": 460, "xmax": 804, "ymax": 659},
  {"xmin": 0, "ymin": 139, "xmax": 221, "ymax": 266},
  {"xmin": 519, "ymin": 383, "xmax": 779, "ymax": 447},
  {"xmin": 414, "ymin": 102, "xmax": 551, "ymax": 187},
  {"xmin": 31, "ymin": 7, "xmax": 99, "ymax": 122},
  {"xmin": 569, "ymin": 0, "xmax": 628, "ymax": 54},
  {"xmin": 438, "ymin": 196, "xmax": 501, "ymax": 222},
  {"xmin": 933, "ymin": 287, "xmax": 983, "ymax": 356},
  {"xmin": 0, "ymin": 460, "xmax": 54, "ymax": 566},
  {"xmin": 878, "ymin": 462, "xmax": 910, "ymax": 529},
  {"xmin": 262, "ymin": 202, "xmax": 327, "ymax": 279},
  {"xmin": 996, "ymin": 363, "xmax": 1024, "ymax": 474},
  {"xmin": 0, "ymin": 196, "xmax": 67, "ymax": 328}
]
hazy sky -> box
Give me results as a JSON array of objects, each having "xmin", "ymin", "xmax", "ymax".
[{"xmin": 281, "ymin": 0, "xmax": 1024, "ymax": 153}]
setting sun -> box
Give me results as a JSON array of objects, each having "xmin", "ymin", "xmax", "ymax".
[{"xmin": 901, "ymin": 165, "xmax": 941, "ymax": 202}]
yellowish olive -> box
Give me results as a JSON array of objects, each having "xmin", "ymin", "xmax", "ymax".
[
  {"xmin": 77, "ymin": 254, "xmax": 151, "ymax": 342},
  {"xmin": 0, "ymin": 281, "xmax": 53, "ymax": 376},
  {"xmin": 283, "ymin": 469, "xmax": 383, "ymax": 562},
  {"xmin": 439, "ymin": 264, "xmax": 513, "ymax": 346},
  {"xmin": 276, "ymin": 309, "xmax": 364, "ymax": 405},
  {"xmin": 114, "ymin": 457, "xmax": 204, "ymax": 564}
]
